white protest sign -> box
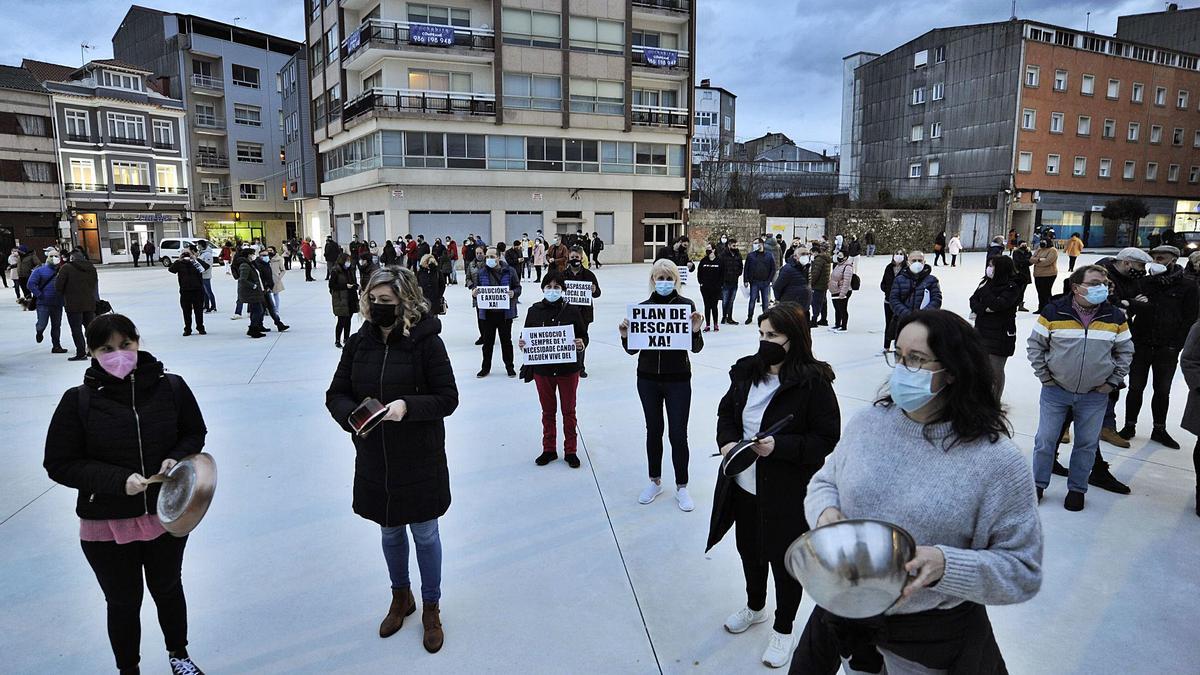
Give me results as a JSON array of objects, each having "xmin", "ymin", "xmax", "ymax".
[
  {"xmin": 521, "ymin": 325, "xmax": 577, "ymax": 365},
  {"xmin": 477, "ymin": 285, "xmax": 510, "ymax": 310},
  {"xmin": 677, "ymin": 266, "xmax": 689, "ymax": 284},
  {"xmin": 564, "ymin": 280, "xmax": 593, "ymax": 306},
  {"xmin": 626, "ymin": 304, "xmax": 691, "ymax": 350}
]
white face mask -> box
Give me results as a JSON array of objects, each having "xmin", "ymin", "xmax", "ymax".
[
  {"xmin": 985, "ymin": 267, "xmax": 995, "ymax": 279},
  {"xmin": 799, "ymin": 255, "xmax": 811, "ymax": 265},
  {"xmin": 1147, "ymin": 262, "xmax": 1168, "ymax": 276},
  {"xmin": 909, "ymin": 262, "xmax": 925, "ymax": 274},
  {"xmin": 893, "ymin": 254, "xmax": 905, "ymax": 263}
]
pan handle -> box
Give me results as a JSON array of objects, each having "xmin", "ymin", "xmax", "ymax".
[{"xmin": 752, "ymin": 414, "xmax": 795, "ymax": 441}]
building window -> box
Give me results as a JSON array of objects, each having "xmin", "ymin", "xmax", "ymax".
[
  {"xmin": 569, "ymin": 79, "xmax": 624, "ymax": 115},
  {"xmin": 1190, "ymin": 166, "xmax": 1200, "ymax": 184},
  {"xmin": 404, "ymin": 131, "xmax": 445, "ymax": 168},
  {"xmin": 934, "ymin": 45, "xmax": 946, "ymax": 63},
  {"xmin": 931, "ymin": 82, "xmax": 944, "ymax": 101},
  {"xmin": 1146, "ymin": 162, "xmax": 1158, "ymax": 181},
  {"xmin": 1172, "ymin": 127, "xmax": 1184, "ymax": 146},
  {"xmin": 99, "ymin": 70, "xmax": 143, "ymax": 92},
  {"xmin": 239, "ymin": 182, "xmax": 265, "ymax": 200},
  {"xmin": 232, "ymin": 64, "xmax": 260, "ymax": 89},
  {"xmin": 1103, "ymin": 118, "xmax": 1116, "ymax": 139},
  {"xmin": 234, "ymin": 104, "xmax": 262, "ymax": 127},
  {"xmin": 928, "ymin": 158, "xmax": 940, "ymax": 176},
  {"xmin": 632, "ymin": 29, "xmax": 680, "ymax": 51},
  {"xmin": 908, "ymin": 163, "xmax": 922, "ymax": 178},
  {"xmin": 913, "ymin": 50, "xmax": 928, "ymax": 68},
  {"xmin": 1024, "ymin": 65, "xmax": 1039, "ymax": 87},
  {"xmin": 445, "ymin": 133, "xmax": 486, "ymax": 168},
  {"xmin": 503, "ymin": 73, "xmax": 561, "ymax": 110},
  {"xmin": 1123, "ymin": 160, "xmax": 1136, "ymax": 180},
  {"xmin": 310, "ymin": 43, "xmax": 324, "ymax": 72},
  {"xmin": 1128, "ymin": 122, "xmax": 1140, "ymax": 142},
  {"xmin": 1107, "ymin": 79, "xmax": 1119, "ymax": 99},
  {"xmin": 1077, "ymin": 116, "xmax": 1091, "ymax": 136},
  {"xmin": 408, "ymin": 3, "xmax": 471, "ymax": 27},
  {"xmin": 409, "ymin": 69, "xmax": 471, "ymax": 92},
  {"xmin": 1131, "ymin": 82, "xmax": 1144, "ymax": 103},
  {"xmin": 69, "ymin": 158, "xmax": 97, "ymax": 188},
  {"xmin": 569, "ymin": 16, "xmax": 624, "ymax": 54},
  {"xmin": 156, "ymin": 165, "xmax": 178, "ymax": 192},
  {"xmin": 564, "ymin": 139, "xmax": 599, "ymax": 172},
  {"xmin": 1021, "ymin": 108, "xmax": 1035, "ymax": 130},
  {"xmin": 1150, "ymin": 125, "xmax": 1162, "ymax": 144},
  {"xmin": 632, "ymin": 88, "xmax": 679, "ymax": 108},
  {"xmin": 1168, "ymin": 164, "xmax": 1181, "ymax": 182},
  {"xmin": 107, "ymin": 112, "xmax": 145, "ymax": 143},
  {"xmin": 325, "ymin": 25, "xmax": 339, "ymax": 65},
  {"xmin": 1099, "ymin": 158, "xmax": 1112, "ymax": 178},
  {"xmin": 527, "ymin": 137, "xmax": 564, "ymax": 171},
  {"xmin": 1179, "ymin": 90, "xmax": 1190, "ymax": 109},
  {"xmin": 19, "ymin": 161, "xmax": 54, "ymax": 182},
  {"xmin": 600, "ymin": 141, "xmax": 633, "ymax": 173},
  {"xmin": 1154, "ymin": 86, "xmax": 1167, "ymax": 106},
  {"xmin": 911, "ymin": 87, "xmax": 925, "ymax": 105},
  {"xmin": 487, "ymin": 135, "xmax": 525, "ymax": 170},
  {"xmin": 1081, "ymin": 74, "xmax": 1095, "ymax": 96},
  {"xmin": 236, "ymin": 142, "xmax": 264, "ymax": 163},
  {"xmin": 1053, "ymin": 69, "xmax": 1067, "ymax": 91},
  {"xmin": 1050, "ymin": 112, "xmax": 1064, "ymax": 134},
  {"xmin": 930, "ymin": 121, "xmax": 942, "ymax": 138},
  {"xmin": 310, "ymin": 0, "xmax": 320, "ymax": 23},
  {"xmin": 501, "ymin": 9, "xmax": 561, "ymax": 48},
  {"xmin": 111, "ymin": 160, "xmax": 149, "ymax": 187},
  {"xmin": 634, "ymin": 143, "xmax": 672, "ymax": 175},
  {"xmin": 1046, "ymin": 154, "xmax": 1060, "ymax": 175},
  {"xmin": 64, "ymin": 109, "xmax": 90, "ymax": 139},
  {"xmin": 1073, "ymin": 156, "xmax": 1086, "ymax": 176},
  {"xmin": 1018, "ymin": 151, "xmax": 1033, "ymax": 172},
  {"xmin": 326, "ymin": 84, "xmax": 341, "ymax": 121},
  {"xmin": 1195, "ymin": 130, "xmax": 1200, "ymax": 148},
  {"xmin": 152, "ymin": 120, "xmax": 173, "ymax": 147},
  {"xmin": 724, "ymin": 116, "xmax": 731, "ymax": 131},
  {"xmin": 910, "ymin": 124, "xmax": 923, "ymax": 142}
]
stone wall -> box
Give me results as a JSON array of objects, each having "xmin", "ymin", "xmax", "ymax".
[
  {"xmin": 687, "ymin": 208, "xmax": 762, "ymax": 257},
  {"xmin": 827, "ymin": 208, "xmax": 947, "ymax": 254}
]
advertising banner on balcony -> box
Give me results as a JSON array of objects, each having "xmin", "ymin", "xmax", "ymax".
[
  {"xmin": 346, "ymin": 28, "xmax": 362, "ymax": 53},
  {"xmin": 410, "ymin": 23, "xmax": 455, "ymax": 46},
  {"xmin": 642, "ymin": 47, "xmax": 678, "ymax": 68}
]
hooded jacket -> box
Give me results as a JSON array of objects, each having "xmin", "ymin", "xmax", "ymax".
[
  {"xmin": 621, "ymin": 290, "xmax": 703, "ymax": 380},
  {"xmin": 329, "ymin": 265, "xmax": 358, "ymax": 317},
  {"xmin": 325, "ymin": 316, "xmax": 459, "ymax": 526},
  {"xmin": 1027, "ymin": 294, "xmax": 1133, "ymax": 393},
  {"xmin": 888, "ymin": 266, "xmax": 942, "ymax": 317},
  {"xmin": 237, "ymin": 258, "xmax": 266, "ymax": 304},
  {"xmin": 970, "ymin": 278, "xmax": 1023, "ymax": 357},
  {"xmin": 43, "ymin": 352, "xmax": 207, "ymax": 520},
  {"xmin": 55, "ymin": 257, "xmax": 98, "ymax": 313},
  {"xmin": 808, "ymin": 251, "xmax": 832, "ymax": 290}
]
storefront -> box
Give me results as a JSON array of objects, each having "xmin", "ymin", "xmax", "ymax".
[
  {"xmin": 68, "ymin": 210, "xmax": 186, "ymax": 264},
  {"xmin": 202, "ymin": 220, "xmax": 266, "ymax": 246}
]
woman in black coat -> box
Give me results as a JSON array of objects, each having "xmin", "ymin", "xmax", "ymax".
[
  {"xmin": 880, "ymin": 248, "xmax": 907, "ymax": 351},
  {"xmin": 329, "ymin": 253, "xmax": 358, "ymax": 348},
  {"xmin": 706, "ymin": 302, "xmax": 841, "ymax": 667},
  {"xmin": 969, "ymin": 255, "xmax": 1022, "ymax": 399},
  {"xmin": 325, "ymin": 266, "xmax": 458, "ymax": 653},
  {"xmin": 43, "ymin": 314, "xmax": 208, "ymax": 675},
  {"xmin": 417, "ymin": 254, "xmax": 446, "ymax": 315},
  {"xmin": 1011, "ymin": 240, "xmax": 1034, "ymax": 311},
  {"xmin": 697, "ymin": 244, "xmax": 724, "ymax": 331},
  {"xmin": 519, "ymin": 272, "xmax": 587, "ymax": 467}
]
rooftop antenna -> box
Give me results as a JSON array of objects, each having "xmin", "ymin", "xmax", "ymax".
[
  {"xmin": 1086, "ymin": 11, "xmax": 1091, "ymax": 31},
  {"xmin": 233, "ymin": 16, "xmax": 244, "ymax": 27},
  {"xmin": 80, "ymin": 42, "xmax": 96, "ymax": 67},
  {"xmin": 1010, "ymin": 0, "xmax": 1017, "ymax": 20}
]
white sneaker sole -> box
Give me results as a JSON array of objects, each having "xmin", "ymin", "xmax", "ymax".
[
  {"xmin": 724, "ymin": 613, "xmax": 769, "ymax": 634},
  {"xmin": 638, "ymin": 487, "xmax": 663, "ymax": 504},
  {"xmin": 676, "ymin": 498, "xmax": 694, "ymax": 512}
]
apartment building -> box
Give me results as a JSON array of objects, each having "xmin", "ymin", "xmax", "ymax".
[
  {"xmin": 693, "ymin": 78, "xmax": 734, "ymax": 161},
  {"xmin": 1116, "ymin": 4, "xmax": 1200, "ymax": 56},
  {"xmin": 23, "ymin": 59, "xmax": 188, "ymax": 264},
  {"xmin": 113, "ymin": 6, "xmax": 304, "ymax": 245},
  {"xmin": 307, "ymin": 0, "xmax": 694, "ymax": 262},
  {"xmin": 844, "ymin": 17, "xmax": 1200, "ymax": 247},
  {"xmin": 0, "ymin": 65, "xmax": 62, "ymax": 254},
  {"xmin": 281, "ymin": 50, "xmax": 320, "ymax": 234}
]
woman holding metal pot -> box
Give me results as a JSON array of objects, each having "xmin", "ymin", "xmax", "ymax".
[
  {"xmin": 325, "ymin": 267, "xmax": 459, "ymax": 653},
  {"xmin": 706, "ymin": 302, "xmax": 841, "ymax": 668},
  {"xmin": 791, "ymin": 309, "xmax": 1043, "ymax": 673},
  {"xmin": 43, "ymin": 314, "xmax": 209, "ymax": 675}
]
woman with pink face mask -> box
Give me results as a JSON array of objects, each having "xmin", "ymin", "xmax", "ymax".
[{"xmin": 43, "ymin": 314, "xmax": 209, "ymax": 675}]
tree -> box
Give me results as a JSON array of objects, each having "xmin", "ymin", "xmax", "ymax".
[{"xmin": 1102, "ymin": 197, "xmax": 1150, "ymax": 227}]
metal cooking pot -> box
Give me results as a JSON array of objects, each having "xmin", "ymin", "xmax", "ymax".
[
  {"xmin": 155, "ymin": 453, "xmax": 217, "ymax": 537},
  {"xmin": 784, "ymin": 519, "xmax": 916, "ymax": 619}
]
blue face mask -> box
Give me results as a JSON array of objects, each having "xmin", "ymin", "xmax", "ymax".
[
  {"xmin": 544, "ymin": 289, "xmax": 563, "ymax": 303},
  {"xmin": 1083, "ymin": 285, "xmax": 1109, "ymax": 304},
  {"xmin": 655, "ymin": 280, "xmax": 675, "ymax": 296},
  {"xmin": 260, "ymin": 255, "xmax": 269, "ymax": 263},
  {"xmin": 486, "ymin": 258, "xmax": 498, "ymax": 268},
  {"xmin": 889, "ymin": 366, "xmax": 945, "ymax": 413}
]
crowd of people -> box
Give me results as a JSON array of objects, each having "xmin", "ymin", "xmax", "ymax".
[{"xmin": 24, "ymin": 221, "xmax": 1200, "ymax": 674}]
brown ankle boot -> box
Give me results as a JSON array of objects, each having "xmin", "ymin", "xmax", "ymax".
[
  {"xmin": 379, "ymin": 588, "xmax": 415, "ymax": 638},
  {"xmin": 422, "ymin": 602, "xmax": 444, "ymax": 653}
]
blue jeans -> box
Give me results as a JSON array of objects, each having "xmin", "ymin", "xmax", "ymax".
[
  {"xmin": 1033, "ymin": 385, "xmax": 1108, "ymax": 493},
  {"xmin": 636, "ymin": 377, "xmax": 691, "ymax": 485},
  {"xmin": 381, "ymin": 520, "xmax": 442, "ymax": 603},
  {"xmin": 35, "ymin": 300, "xmax": 63, "ymax": 347},
  {"xmin": 721, "ymin": 284, "xmax": 737, "ymax": 319},
  {"xmin": 811, "ymin": 289, "xmax": 828, "ymax": 323},
  {"xmin": 867, "ymin": 244, "xmax": 876, "ymax": 256},
  {"xmin": 746, "ymin": 281, "xmax": 770, "ymax": 320},
  {"xmin": 201, "ymin": 278, "xmax": 216, "ymax": 310}
]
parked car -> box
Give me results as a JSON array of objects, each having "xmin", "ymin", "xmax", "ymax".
[
  {"xmin": 158, "ymin": 237, "xmax": 217, "ymax": 266},
  {"xmin": 1180, "ymin": 231, "xmax": 1200, "ymax": 252}
]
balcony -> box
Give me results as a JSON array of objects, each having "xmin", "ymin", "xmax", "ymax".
[
  {"xmin": 156, "ymin": 186, "xmax": 189, "ymax": 195},
  {"xmin": 631, "ymin": 46, "xmax": 691, "ymax": 77},
  {"xmin": 113, "ymin": 183, "xmax": 153, "ymax": 193},
  {"xmin": 193, "ymin": 115, "xmax": 227, "ymax": 133},
  {"xmin": 201, "ymin": 195, "xmax": 233, "ymax": 208},
  {"xmin": 632, "ymin": 0, "xmax": 691, "ymax": 22},
  {"xmin": 190, "ymin": 74, "xmax": 224, "ymax": 95},
  {"xmin": 342, "ymin": 19, "xmax": 495, "ymax": 71},
  {"xmin": 65, "ymin": 133, "xmax": 99, "ymax": 144},
  {"xmin": 632, "ymin": 104, "xmax": 689, "ymax": 129},
  {"xmin": 195, "ymin": 155, "xmax": 230, "ymax": 169},
  {"xmin": 64, "ymin": 182, "xmax": 103, "ymax": 192},
  {"xmin": 153, "ymin": 141, "xmax": 176, "ymax": 150},
  {"xmin": 343, "ymin": 88, "xmax": 496, "ymax": 123},
  {"xmin": 107, "ymin": 136, "xmax": 148, "ymax": 147}
]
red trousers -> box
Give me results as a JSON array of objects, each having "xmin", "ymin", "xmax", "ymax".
[{"xmin": 534, "ymin": 372, "xmax": 580, "ymax": 454}]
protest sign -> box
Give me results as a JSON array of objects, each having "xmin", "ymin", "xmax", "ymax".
[
  {"xmin": 677, "ymin": 266, "xmax": 689, "ymax": 284},
  {"xmin": 477, "ymin": 285, "xmax": 510, "ymax": 310},
  {"xmin": 626, "ymin": 304, "xmax": 691, "ymax": 350},
  {"xmin": 564, "ymin": 280, "xmax": 593, "ymax": 306},
  {"xmin": 521, "ymin": 325, "xmax": 576, "ymax": 365}
]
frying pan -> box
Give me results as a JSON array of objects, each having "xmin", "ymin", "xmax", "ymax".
[
  {"xmin": 715, "ymin": 414, "xmax": 795, "ymax": 477},
  {"xmin": 150, "ymin": 452, "xmax": 217, "ymax": 537}
]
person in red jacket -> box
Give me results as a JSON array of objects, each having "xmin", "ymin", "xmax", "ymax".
[
  {"xmin": 446, "ymin": 237, "xmax": 459, "ymax": 285},
  {"xmin": 405, "ymin": 236, "xmax": 419, "ymax": 269},
  {"xmin": 300, "ymin": 239, "xmax": 315, "ymax": 282}
]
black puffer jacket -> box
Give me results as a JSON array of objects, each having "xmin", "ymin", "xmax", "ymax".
[
  {"xmin": 969, "ymin": 278, "xmax": 1022, "ymax": 357},
  {"xmin": 706, "ymin": 357, "xmax": 841, "ymax": 555},
  {"xmin": 621, "ymin": 291, "xmax": 703, "ymax": 381},
  {"xmin": 1131, "ymin": 264, "xmax": 1200, "ymax": 349},
  {"xmin": 720, "ymin": 250, "xmax": 743, "ymax": 286},
  {"xmin": 169, "ymin": 256, "xmax": 209, "ymax": 292},
  {"xmin": 325, "ymin": 315, "xmax": 459, "ymax": 526},
  {"xmin": 55, "ymin": 258, "xmax": 98, "ymax": 313},
  {"xmin": 1096, "ymin": 256, "xmax": 1146, "ymax": 318},
  {"xmin": 773, "ymin": 259, "xmax": 811, "ymax": 304},
  {"xmin": 43, "ymin": 352, "xmax": 207, "ymax": 520},
  {"xmin": 1012, "ymin": 248, "xmax": 1033, "ymax": 285},
  {"xmin": 523, "ymin": 299, "xmax": 585, "ymax": 376}
]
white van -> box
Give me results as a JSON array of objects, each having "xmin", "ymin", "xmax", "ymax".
[{"xmin": 157, "ymin": 238, "xmax": 217, "ymax": 266}]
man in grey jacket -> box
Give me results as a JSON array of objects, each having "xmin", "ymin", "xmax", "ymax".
[{"xmin": 198, "ymin": 241, "xmax": 216, "ymax": 312}]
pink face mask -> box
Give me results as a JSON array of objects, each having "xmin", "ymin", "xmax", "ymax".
[{"xmin": 96, "ymin": 350, "xmax": 138, "ymax": 380}]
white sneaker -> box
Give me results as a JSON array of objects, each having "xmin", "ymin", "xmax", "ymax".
[
  {"xmin": 230, "ymin": 314, "xmax": 243, "ymax": 320},
  {"xmin": 675, "ymin": 487, "xmax": 695, "ymax": 512},
  {"xmin": 638, "ymin": 481, "xmax": 663, "ymax": 504},
  {"xmin": 762, "ymin": 630, "xmax": 795, "ymax": 668},
  {"xmin": 724, "ymin": 606, "xmax": 768, "ymax": 634}
]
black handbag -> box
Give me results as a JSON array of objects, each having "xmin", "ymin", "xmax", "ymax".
[{"xmin": 95, "ymin": 299, "xmax": 113, "ymax": 315}]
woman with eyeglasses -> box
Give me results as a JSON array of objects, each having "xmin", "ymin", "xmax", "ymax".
[
  {"xmin": 970, "ymin": 255, "xmax": 1022, "ymax": 398},
  {"xmin": 706, "ymin": 303, "xmax": 840, "ymax": 667},
  {"xmin": 792, "ymin": 309, "xmax": 1043, "ymax": 673}
]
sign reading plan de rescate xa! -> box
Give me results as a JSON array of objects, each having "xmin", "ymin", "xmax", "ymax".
[
  {"xmin": 626, "ymin": 304, "xmax": 691, "ymax": 351},
  {"xmin": 521, "ymin": 325, "xmax": 576, "ymax": 365}
]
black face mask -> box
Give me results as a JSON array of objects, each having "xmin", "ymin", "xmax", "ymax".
[
  {"xmin": 757, "ymin": 340, "xmax": 788, "ymax": 366},
  {"xmin": 370, "ymin": 302, "xmax": 398, "ymax": 328},
  {"xmin": 569, "ymin": 259, "xmax": 582, "ymax": 267}
]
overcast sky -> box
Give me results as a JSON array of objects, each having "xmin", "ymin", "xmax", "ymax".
[{"xmin": 0, "ymin": 0, "xmax": 1168, "ymax": 154}]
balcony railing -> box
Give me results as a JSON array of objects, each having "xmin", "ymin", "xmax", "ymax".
[
  {"xmin": 343, "ymin": 19, "xmax": 495, "ymax": 61},
  {"xmin": 343, "ymin": 87, "xmax": 496, "ymax": 121},
  {"xmin": 64, "ymin": 182, "xmax": 103, "ymax": 191},
  {"xmin": 191, "ymin": 74, "xmax": 224, "ymax": 90},
  {"xmin": 153, "ymin": 141, "xmax": 176, "ymax": 150},
  {"xmin": 156, "ymin": 186, "xmax": 189, "ymax": 195},
  {"xmin": 108, "ymin": 136, "xmax": 147, "ymax": 147},
  {"xmin": 195, "ymin": 155, "xmax": 230, "ymax": 168},
  {"xmin": 632, "ymin": 0, "xmax": 691, "ymax": 12},
  {"xmin": 193, "ymin": 115, "xmax": 226, "ymax": 129},
  {"xmin": 632, "ymin": 104, "xmax": 689, "ymax": 128},
  {"xmin": 113, "ymin": 183, "xmax": 153, "ymax": 193},
  {"xmin": 66, "ymin": 133, "xmax": 99, "ymax": 143},
  {"xmin": 201, "ymin": 195, "xmax": 233, "ymax": 208},
  {"xmin": 631, "ymin": 46, "xmax": 691, "ymax": 71}
]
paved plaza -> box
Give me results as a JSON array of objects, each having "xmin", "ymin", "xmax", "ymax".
[{"xmin": 1, "ymin": 252, "xmax": 1197, "ymax": 674}]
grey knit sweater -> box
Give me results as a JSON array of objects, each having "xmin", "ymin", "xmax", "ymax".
[{"xmin": 805, "ymin": 404, "xmax": 1043, "ymax": 614}]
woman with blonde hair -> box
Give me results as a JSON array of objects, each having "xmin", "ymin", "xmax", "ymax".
[
  {"xmin": 326, "ymin": 266, "xmax": 459, "ymax": 653},
  {"xmin": 619, "ymin": 260, "xmax": 705, "ymax": 511}
]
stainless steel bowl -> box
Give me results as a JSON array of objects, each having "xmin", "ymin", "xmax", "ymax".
[{"xmin": 784, "ymin": 519, "xmax": 916, "ymax": 619}]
